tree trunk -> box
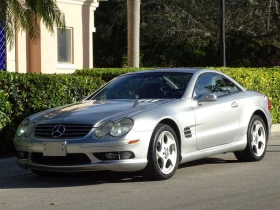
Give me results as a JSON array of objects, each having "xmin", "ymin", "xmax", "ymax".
[{"xmin": 127, "ymin": 0, "xmax": 140, "ymax": 68}]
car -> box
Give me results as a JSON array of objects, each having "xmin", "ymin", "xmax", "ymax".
[{"xmin": 13, "ymin": 68, "xmax": 272, "ymax": 180}]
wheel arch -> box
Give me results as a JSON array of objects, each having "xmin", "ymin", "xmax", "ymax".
[
  {"xmin": 234, "ymin": 109, "xmax": 269, "ymax": 162},
  {"xmin": 252, "ymin": 110, "xmax": 269, "ymax": 132}
]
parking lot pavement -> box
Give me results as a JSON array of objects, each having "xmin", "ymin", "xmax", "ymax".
[
  {"xmin": 267, "ymin": 132, "xmax": 280, "ymax": 152},
  {"xmin": 0, "ymin": 129, "xmax": 279, "ymax": 210},
  {"xmin": 0, "ymin": 157, "xmax": 30, "ymax": 179},
  {"xmin": 0, "ymin": 133, "xmax": 279, "ymax": 210}
]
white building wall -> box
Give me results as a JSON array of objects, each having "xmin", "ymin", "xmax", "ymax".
[
  {"xmin": 6, "ymin": 0, "xmax": 102, "ymax": 74},
  {"xmin": 42, "ymin": 0, "xmax": 99, "ymax": 74},
  {"xmin": 6, "ymin": 45, "xmax": 16, "ymax": 72},
  {"xmin": 16, "ymin": 32, "xmax": 28, "ymax": 73},
  {"xmin": 7, "ymin": 32, "xmax": 28, "ymax": 73}
]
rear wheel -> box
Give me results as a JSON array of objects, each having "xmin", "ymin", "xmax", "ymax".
[
  {"xmin": 144, "ymin": 124, "xmax": 179, "ymax": 180},
  {"xmin": 234, "ymin": 115, "xmax": 267, "ymax": 162}
]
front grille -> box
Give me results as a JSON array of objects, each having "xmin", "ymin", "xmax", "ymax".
[
  {"xmin": 31, "ymin": 153, "xmax": 91, "ymax": 165},
  {"xmin": 35, "ymin": 124, "xmax": 92, "ymax": 139}
]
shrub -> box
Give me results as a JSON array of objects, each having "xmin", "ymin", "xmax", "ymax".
[
  {"xmin": 74, "ymin": 68, "xmax": 149, "ymax": 82},
  {"xmin": 0, "ymin": 72, "xmax": 105, "ymax": 157},
  {"xmin": 76, "ymin": 67, "xmax": 280, "ymax": 123},
  {"xmin": 1, "ymin": 67, "xmax": 280, "ymax": 157},
  {"xmin": 0, "ymin": 90, "xmax": 12, "ymax": 130},
  {"xmin": 215, "ymin": 67, "xmax": 280, "ymax": 124}
]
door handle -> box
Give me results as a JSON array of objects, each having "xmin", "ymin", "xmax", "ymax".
[{"xmin": 231, "ymin": 102, "xmax": 239, "ymax": 108}]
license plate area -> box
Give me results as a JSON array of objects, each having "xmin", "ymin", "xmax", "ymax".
[{"xmin": 43, "ymin": 142, "xmax": 67, "ymax": 156}]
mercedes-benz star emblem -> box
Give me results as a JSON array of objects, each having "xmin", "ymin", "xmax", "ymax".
[{"xmin": 51, "ymin": 125, "xmax": 66, "ymax": 138}]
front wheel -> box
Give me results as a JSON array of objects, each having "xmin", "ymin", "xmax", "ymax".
[
  {"xmin": 234, "ymin": 115, "xmax": 267, "ymax": 162},
  {"xmin": 144, "ymin": 124, "xmax": 179, "ymax": 180}
]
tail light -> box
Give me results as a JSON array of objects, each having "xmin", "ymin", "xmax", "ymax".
[{"xmin": 267, "ymin": 97, "xmax": 271, "ymax": 111}]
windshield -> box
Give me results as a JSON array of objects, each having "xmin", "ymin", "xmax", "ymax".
[{"xmin": 90, "ymin": 72, "xmax": 193, "ymax": 100}]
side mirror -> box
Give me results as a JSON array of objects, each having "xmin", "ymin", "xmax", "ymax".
[{"xmin": 197, "ymin": 94, "xmax": 217, "ymax": 103}]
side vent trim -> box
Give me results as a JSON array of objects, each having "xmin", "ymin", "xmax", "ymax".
[{"xmin": 184, "ymin": 127, "xmax": 192, "ymax": 138}]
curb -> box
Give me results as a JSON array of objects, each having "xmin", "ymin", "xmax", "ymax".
[{"xmin": 272, "ymin": 124, "xmax": 280, "ymax": 133}]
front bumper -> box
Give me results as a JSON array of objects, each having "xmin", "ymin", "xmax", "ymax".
[
  {"xmin": 14, "ymin": 130, "xmax": 151, "ymax": 172},
  {"xmin": 16, "ymin": 158, "xmax": 147, "ymax": 172}
]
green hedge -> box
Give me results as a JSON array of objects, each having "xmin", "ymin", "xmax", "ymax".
[
  {"xmin": 0, "ymin": 72, "xmax": 105, "ymax": 157},
  {"xmin": 1, "ymin": 67, "xmax": 279, "ymax": 157},
  {"xmin": 74, "ymin": 68, "xmax": 149, "ymax": 82},
  {"xmin": 75, "ymin": 67, "xmax": 280, "ymax": 123},
  {"xmin": 215, "ymin": 67, "xmax": 280, "ymax": 124}
]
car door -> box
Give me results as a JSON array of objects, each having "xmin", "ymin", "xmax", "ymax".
[{"xmin": 193, "ymin": 73, "xmax": 241, "ymax": 150}]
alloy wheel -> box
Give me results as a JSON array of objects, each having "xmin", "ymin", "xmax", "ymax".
[
  {"xmin": 156, "ymin": 131, "xmax": 177, "ymax": 174},
  {"xmin": 251, "ymin": 120, "xmax": 266, "ymax": 157}
]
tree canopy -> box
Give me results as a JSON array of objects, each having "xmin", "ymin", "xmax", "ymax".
[
  {"xmin": 94, "ymin": 0, "xmax": 280, "ymax": 67},
  {"xmin": 0, "ymin": 0, "xmax": 65, "ymax": 46}
]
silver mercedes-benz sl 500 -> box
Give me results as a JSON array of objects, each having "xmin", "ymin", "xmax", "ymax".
[{"xmin": 14, "ymin": 68, "xmax": 272, "ymax": 180}]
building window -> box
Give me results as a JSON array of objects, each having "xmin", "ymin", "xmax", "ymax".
[{"xmin": 57, "ymin": 28, "xmax": 73, "ymax": 63}]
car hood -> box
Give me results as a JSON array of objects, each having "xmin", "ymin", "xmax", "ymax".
[{"xmin": 31, "ymin": 99, "xmax": 176, "ymax": 126}]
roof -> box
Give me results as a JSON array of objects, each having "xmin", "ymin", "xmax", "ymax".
[{"xmin": 124, "ymin": 68, "xmax": 219, "ymax": 75}]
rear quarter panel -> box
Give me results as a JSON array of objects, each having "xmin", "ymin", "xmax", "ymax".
[{"xmin": 237, "ymin": 91, "xmax": 272, "ymax": 139}]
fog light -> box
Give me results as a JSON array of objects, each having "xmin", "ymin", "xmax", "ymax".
[
  {"xmin": 17, "ymin": 151, "xmax": 28, "ymax": 159},
  {"xmin": 120, "ymin": 151, "xmax": 135, "ymax": 159},
  {"xmin": 94, "ymin": 151, "xmax": 135, "ymax": 161},
  {"xmin": 105, "ymin": 152, "xmax": 120, "ymax": 160}
]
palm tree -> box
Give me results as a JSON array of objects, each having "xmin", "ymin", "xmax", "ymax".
[
  {"xmin": 127, "ymin": 0, "xmax": 140, "ymax": 68},
  {"xmin": 0, "ymin": 0, "xmax": 65, "ymax": 47}
]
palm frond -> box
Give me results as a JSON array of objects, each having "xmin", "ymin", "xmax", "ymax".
[{"xmin": 0, "ymin": 0, "xmax": 65, "ymax": 47}]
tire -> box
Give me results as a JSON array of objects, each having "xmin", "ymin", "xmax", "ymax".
[
  {"xmin": 234, "ymin": 115, "xmax": 268, "ymax": 162},
  {"xmin": 31, "ymin": 169, "xmax": 63, "ymax": 177},
  {"xmin": 143, "ymin": 124, "xmax": 179, "ymax": 180}
]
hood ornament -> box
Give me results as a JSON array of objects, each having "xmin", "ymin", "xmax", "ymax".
[{"xmin": 51, "ymin": 125, "xmax": 66, "ymax": 138}]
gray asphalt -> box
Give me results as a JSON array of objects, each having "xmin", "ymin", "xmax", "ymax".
[{"xmin": 1, "ymin": 134, "xmax": 280, "ymax": 210}]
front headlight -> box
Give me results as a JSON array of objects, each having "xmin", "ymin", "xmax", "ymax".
[
  {"xmin": 94, "ymin": 119, "xmax": 133, "ymax": 138},
  {"xmin": 24, "ymin": 123, "xmax": 35, "ymax": 137},
  {"xmin": 94, "ymin": 122, "xmax": 113, "ymax": 137},
  {"xmin": 16, "ymin": 120, "xmax": 30, "ymax": 137},
  {"xmin": 110, "ymin": 119, "xmax": 133, "ymax": 137}
]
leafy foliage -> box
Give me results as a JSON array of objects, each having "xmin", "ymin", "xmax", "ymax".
[
  {"xmin": 0, "ymin": 0, "xmax": 65, "ymax": 47},
  {"xmin": 94, "ymin": 0, "xmax": 280, "ymax": 67},
  {"xmin": 216, "ymin": 67, "xmax": 280, "ymax": 123},
  {"xmin": 0, "ymin": 90, "xmax": 11, "ymax": 130},
  {"xmin": 1, "ymin": 67, "xmax": 280, "ymax": 157},
  {"xmin": 75, "ymin": 67, "xmax": 280, "ymax": 123},
  {"xmin": 74, "ymin": 68, "xmax": 149, "ymax": 82},
  {"xmin": 0, "ymin": 72, "xmax": 105, "ymax": 156}
]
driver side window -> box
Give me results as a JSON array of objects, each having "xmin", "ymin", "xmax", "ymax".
[{"xmin": 194, "ymin": 73, "xmax": 229, "ymax": 98}]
